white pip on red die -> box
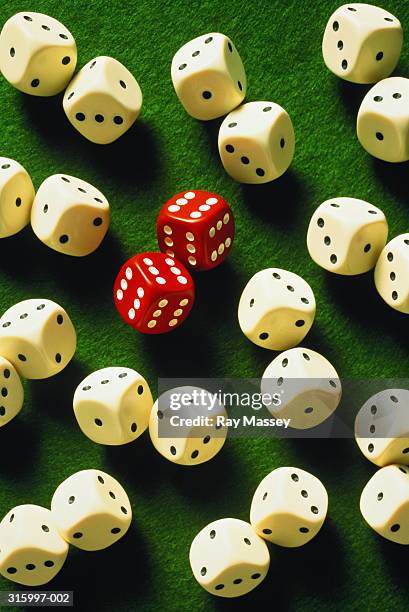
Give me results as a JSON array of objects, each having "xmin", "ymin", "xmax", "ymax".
[
  {"xmin": 156, "ymin": 190, "xmax": 234, "ymax": 271},
  {"xmin": 114, "ymin": 252, "xmax": 194, "ymax": 334}
]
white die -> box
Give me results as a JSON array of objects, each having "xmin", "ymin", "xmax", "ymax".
[
  {"xmin": 189, "ymin": 518, "xmax": 270, "ymax": 598},
  {"xmin": 0, "ymin": 12, "xmax": 77, "ymax": 96},
  {"xmin": 357, "ymin": 77, "xmax": 409, "ymax": 163},
  {"xmin": 149, "ymin": 386, "xmax": 228, "ymax": 466},
  {"xmin": 51, "ymin": 469, "xmax": 132, "ymax": 551},
  {"xmin": 322, "ymin": 4, "xmax": 402, "ymax": 84},
  {"xmin": 0, "ymin": 505, "xmax": 69, "ymax": 586},
  {"xmin": 0, "ymin": 356, "xmax": 24, "ymax": 427},
  {"xmin": 0, "ymin": 298, "xmax": 76, "ymax": 379},
  {"xmin": 375, "ymin": 233, "xmax": 409, "ymax": 313},
  {"xmin": 250, "ymin": 467, "xmax": 328, "ymax": 547},
  {"xmin": 218, "ymin": 102, "xmax": 295, "ymax": 184},
  {"xmin": 73, "ymin": 367, "xmax": 153, "ymax": 445},
  {"xmin": 360, "ymin": 464, "xmax": 409, "ymax": 544},
  {"xmin": 31, "ymin": 174, "xmax": 110, "ymax": 257},
  {"xmin": 238, "ymin": 268, "xmax": 315, "ymax": 351},
  {"xmin": 355, "ymin": 389, "xmax": 409, "ymax": 466},
  {"xmin": 63, "ymin": 56, "xmax": 142, "ymax": 144},
  {"xmin": 261, "ymin": 348, "xmax": 342, "ymax": 430},
  {"xmin": 0, "ymin": 158, "xmax": 35, "ymax": 238},
  {"xmin": 307, "ymin": 197, "xmax": 388, "ymax": 275},
  {"xmin": 171, "ymin": 33, "xmax": 246, "ymax": 120}
]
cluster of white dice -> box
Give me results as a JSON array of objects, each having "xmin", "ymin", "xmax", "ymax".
[
  {"xmin": 355, "ymin": 389, "xmax": 409, "ymax": 544},
  {"xmin": 0, "ymin": 298, "xmax": 76, "ymax": 428},
  {"xmin": 73, "ymin": 380, "xmax": 230, "ymax": 467},
  {"xmin": 171, "ymin": 33, "xmax": 295, "ymax": 184},
  {"xmin": 307, "ymin": 197, "xmax": 409, "ymax": 314},
  {"xmin": 322, "ymin": 4, "xmax": 408, "ymax": 163},
  {"xmin": 0, "ymin": 469, "xmax": 132, "ymax": 586},
  {"xmin": 237, "ymin": 268, "xmax": 342, "ymax": 430},
  {"xmin": 312, "ymin": 4, "xmax": 409, "ymax": 310},
  {"xmin": 0, "ymin": 157, "xmax": 110, "ymax": 256},
  {"xmin": 0, "ymin": 12, "xmax": 142, "ymax": 144},
  {"xmin": 190, "ymin": 467, "xmax": 328, "ymax": 598},
  {"xmin": 0, "ymin": 2, "xmax": 407, "ymax": 601}
]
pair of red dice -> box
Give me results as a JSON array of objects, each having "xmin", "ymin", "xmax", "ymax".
[{"xmin": 114, "ymin": 190, "xmax": 235, "ymax": 334}]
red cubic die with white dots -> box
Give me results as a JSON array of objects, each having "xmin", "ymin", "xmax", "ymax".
[
  {"xmin": 114, "ymin": 252, "xmax": 194, "ymax": 334},
  {"xmin": 156, "ymin": 190, "xmax": 235, "ymax": 271}
]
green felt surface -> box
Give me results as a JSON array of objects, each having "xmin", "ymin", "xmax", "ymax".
[{"xmin": 0, "ymin": 0, "xmax": 409, "ymax": 610}]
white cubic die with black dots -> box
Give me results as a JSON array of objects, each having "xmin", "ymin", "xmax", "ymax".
[
  {"xmin": 171, "ymin": 33, "xmax": 246, "ymax": 120},
  {"xmin": 250, "ymin": 467, "xmax": 328, "ymax": 547},
  {"xmin": 375, "ymin": 233, "xmax": 409, "ymax": 313},
  {"xmin": 31, "ymin": 174, "xmax": 110, "ymax": 257},
  {"xmin": 238, "ymin": 268, "xmax": 315, "ymax": 351},
  {"xmin": 307, "ymin": 197, "xmax": 388, "ymax": 275},
  {"xmin": 261, "ymin": 348, "xmax": 342, "ymax": 430},
  {"xmin": 0, "ymin": 157, "xmax": 35, "ymax": 238},
  {"xmin": 51, "ymin": 469, "xmax": 132, "ymax": 551},
  {"xmin": 0, "ymin": 299, "xmax": 76, "ymax": 380},
  {"xmin": 322, "ymin": 4, "xmax": 402, "ymax": 84},
  {"xmin": 0, "ymin": 356, "xmax": 24, "ymax": 427},
  {"xmin": 149, "ymin": 386, "xmax": 228, "ymax": 466},
  {"xmin": 0, "ymin": 12, "xmax": 77, "ymax": 96},
  {"xmin": 73, "ymin": 367, "xmax": 153, "ymax": 445},
  {"xmin": 189, "ymin": 518, "xmax": 270, "ymax": 598},
  {"xmin": 360, "ymin": 464, "xmax": 409, "ymax": 545},
  {"xmin": 218, "ymin": 102, "xmax": 295, "ymax": 184},
  {"xmin": 0, "ymin": 505, "xmax": 69, "ymax": 586},
  {"xmin": 355, "ymin": 389, "xmax": 409, "ymax": 466},
  {"xmin": 63, "ymin": 56, "xmax": 142, "ymax": 144},
  {"xmin": 357, "ymin": 77, "xmax": 409, "ymax": 163}
]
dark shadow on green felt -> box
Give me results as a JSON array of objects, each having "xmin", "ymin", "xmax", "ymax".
[
  {"xmin": 325, "ymin": 272, "xmax": 409, "ymax": 353},
  {"xmin": 0, "ymin": 417, "xmax": 39, "ymax": 479},
  {"xmin": 241, "ymin": 170, "xmax": 311, "ymax": 229},
  {"xmin": 21, "ymin": 94, "xmax": 161, "ymax": 187},
  {"xmin": 29, "ymin": 360, "xmax": 88, "ymax": 427},
  {"xmin": 50, "ymin": 522, "xmax": 152, "ymax": 610},
  {"xmin": 201, "ymin": 116, "xmax": 225, "ymax": 163},
  {"xmin": 373, "ymin": 159, "xmax": 409, "ymax": 206},
  {"xmin": 274, "ymin": 519, "xmax": 346, "ymax": 603},
  {"xmin": 106, "ymin": 438, "xmax": 240, "ymax": 510},
  {"xmin": 378, "ymin": 537, "xmax": 409, "ymax": 592},
  {"xmin": 337, "ymin": 80, "xmax": 370, "ymax": 119},
  {"xmin": 141, "ymin": 261, "xmax": 241, "ymax": 378},
  {"xmin": 0, "ymin": 230, "xmax": 127, "ymax": 307}
]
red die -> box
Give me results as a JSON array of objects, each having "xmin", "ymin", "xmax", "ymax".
[
  {"xmin": 156, "ymin": 190, "xmax": 235, "ymax": 271},
  {"xmin": 114, "ymin": 252, "xmax": 195, "ymax": 334}
]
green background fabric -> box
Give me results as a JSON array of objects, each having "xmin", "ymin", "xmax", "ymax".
[{"xmin": 0, "ymin": 0, "xmax": 409, "ymax": 610}]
